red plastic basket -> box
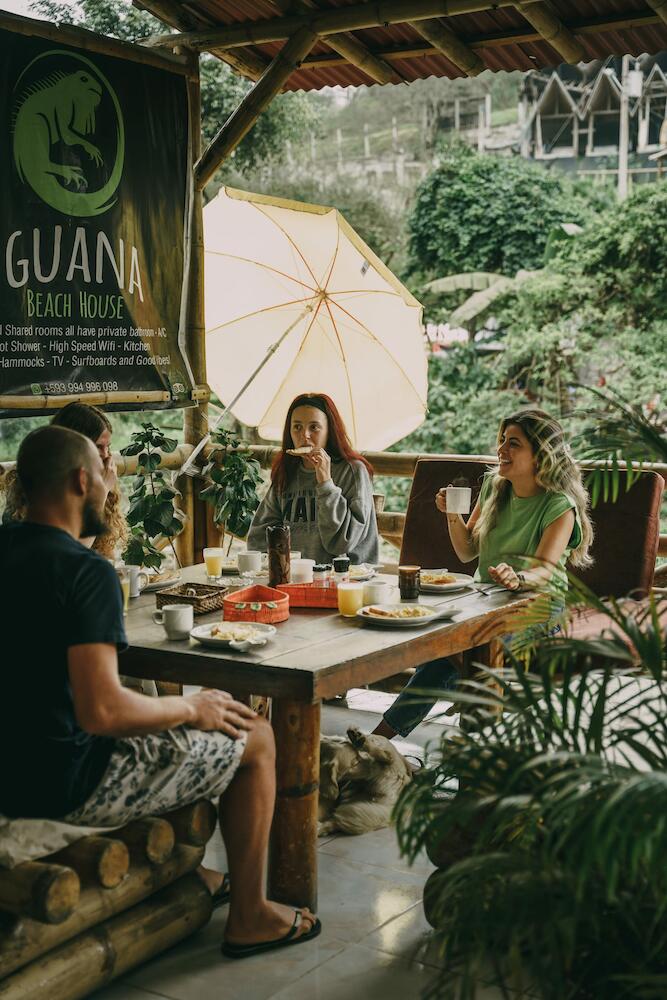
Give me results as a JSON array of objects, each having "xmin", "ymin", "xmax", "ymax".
[
  {"xmin": 222, "ymin": 584, "xmax": 289, "ymax": 623},
  {"xmin": 276, "ymin": 582, "xmax": 338, "ymax": 609}
]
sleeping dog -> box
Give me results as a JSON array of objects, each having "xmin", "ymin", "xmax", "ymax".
[{"xmin": 318, "ymin": 727, "xmax": 413, "ymax": 836}]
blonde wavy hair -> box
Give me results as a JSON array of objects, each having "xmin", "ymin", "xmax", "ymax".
[
  {"xmin": 1, "ymin": 403, "xmax": 128, "ymax": 560},
  {"xmin": 471, "ymin": 409, "xmax": 594, "ymax": 569}
]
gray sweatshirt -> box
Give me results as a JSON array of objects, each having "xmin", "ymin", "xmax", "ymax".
[{"xmin": 247, "ymin": 460, "xmax": 379, "ymax": 565}]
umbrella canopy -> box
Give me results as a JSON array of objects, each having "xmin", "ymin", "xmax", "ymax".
[{"xmin": 203, "ymin": 186, "xmax": 427, "ymax": 451}]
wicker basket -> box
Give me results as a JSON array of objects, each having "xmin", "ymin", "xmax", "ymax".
[
  {"xmin": 276, "ymin": 582, "xmax": 338, "ymax": 609},
  {"xmin": 223, "ymin": 585, "xmax": 289, "ymax": 623},
  {"xmin": 155, "ymin": 582, "xmax": 227, "ymax": 615}
]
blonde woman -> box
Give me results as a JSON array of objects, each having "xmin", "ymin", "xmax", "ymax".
[
  {"xmin": 2, "ymin": 403, "xmax": 128, "ymax": 559},
  {"xmin": 374, "ymin": 409, "xmax": 594, "ymax": 740}
]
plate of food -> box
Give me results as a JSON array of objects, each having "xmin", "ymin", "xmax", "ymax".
[
  {"xmin": 348, "ymin": 563, "xmax": 379, "ymax": 583},
  {"xmin": 190, "ymin": 622, "xmax": 277, "ymax": 649},
  {"xmin": 357, "ymin": 603, "xmax": 457, "ymax": 628},
  {"xmin": 142, "ymin": 570, "xmax": 182, "ymax": 593},
  {"xmin": 419, "ymin": 570, "xmax": 475, "ymax": 594}
]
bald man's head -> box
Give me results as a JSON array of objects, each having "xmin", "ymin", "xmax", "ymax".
[{"xmin": 17, "ymin": 426, "xmax": 109, "ymax": 537}]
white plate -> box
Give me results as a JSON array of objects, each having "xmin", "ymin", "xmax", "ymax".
[
  {"xmin": 348, "ymin": 564, "xmax": 379, "ymax": 583},
  {"xmin": 190, "ymin": 622, "xmax": 277, "ymax": 649},
  {"xmin": 419, "ymin": 571, "xmax": 474, "ymax": 594},
  {"xmin": 142, "ymin": 572, "xmax": 182, "ymax": 593},
  {"xmin": 356, "ymin": 603, "xmax": 457, "ymax": 628}
]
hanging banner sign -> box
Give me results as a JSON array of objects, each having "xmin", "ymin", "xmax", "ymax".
[{"xmin": 0, "ymin": 26, "xmax": 194, "ymax": 415}]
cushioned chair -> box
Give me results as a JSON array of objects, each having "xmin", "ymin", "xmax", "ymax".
[{"xmin": 399, "ymin": 460, "xmax": 664, "ymax": 598}]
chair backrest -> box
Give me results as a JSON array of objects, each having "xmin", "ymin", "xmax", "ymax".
[{"xmin": 399, "ymin": 459, "xmax": 664, "ymax": 598}]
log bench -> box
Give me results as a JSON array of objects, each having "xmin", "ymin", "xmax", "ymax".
[{"xmin": 0, "ymin": 799, "xmax": 217, "ymax": 999}]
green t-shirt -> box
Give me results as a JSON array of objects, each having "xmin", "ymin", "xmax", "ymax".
[{"xmin": 474, "ymin": 475, "xmax": 582, "ymax": 584}]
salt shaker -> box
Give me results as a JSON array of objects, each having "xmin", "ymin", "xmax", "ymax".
[{"xmin": 267, "ymin": 524, "xmax": 291, "ymax": 587}]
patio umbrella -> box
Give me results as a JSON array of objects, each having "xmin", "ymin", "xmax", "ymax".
[{"xmin": 202, "ymin": 186, "xmax": 427, "ymax": 451}]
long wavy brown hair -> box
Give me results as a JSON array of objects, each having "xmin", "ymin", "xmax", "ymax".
[
  {"xmin": 1, "ymin": 403, "xmax": 128, "ymax": 559},
  {"xmin": 271, "ymin": 393, "xmax": 373, "ymax": 493}
]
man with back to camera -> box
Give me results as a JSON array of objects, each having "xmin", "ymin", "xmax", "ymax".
[{"xmin": 0, "ymin": 425, "xmax": 320, "ymax": 958}]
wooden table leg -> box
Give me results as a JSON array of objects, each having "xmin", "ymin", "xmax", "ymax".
[{"xmin": 268, "ymin": 698, "xmax": 320, "ymax": 912}]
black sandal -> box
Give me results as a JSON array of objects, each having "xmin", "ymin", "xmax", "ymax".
[{"xmin": 221, "ymin": 909, "xmax": 322, "ymax": 959}]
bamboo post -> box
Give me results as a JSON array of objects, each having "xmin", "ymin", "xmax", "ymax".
[
  {"xmin": 161, "ymin": 800, "xmax": 217, "ymax": 847},
  {"xmin": 49, "ymin": 838, "xmax": 129, "ymax": 891},
  {"xmin": 0, "ymin": 846, "xmax": 203, "ymax": 980},
  {"xmin": 114, "ymin": 818, "xmax": 175, "ymax": 865},
  {"xmin": 410, "ymin": 18, "xmax": 484, "ymax": 76},
  {"xmin": 268, "ymin": 699, "xmax": 321, "ymax": 912},
  {"xmin": 0, "ymin": 875, "xmax": 211, "ymax": 1000},
  {"xmin": 194, "ymin": 26, "xmax": 319, "ymax": 190},
  {"xmin": 0, "ymin": 864, "xmax": 79, "ymax": 925},
  {"xmin": 174, "ymin": 471, "xmax": 195, "ymax": 568},
  {"xmin": 515, "ymin": 1, "xmax": 585, "ymax": 64}
]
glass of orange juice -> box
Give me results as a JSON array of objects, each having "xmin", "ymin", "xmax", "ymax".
[
  {"xmin": 337, "ymin": 581, "xmax": 365, "ymax": 617},
  {"xmin": 116, "ymin": 566, "xmax": 131, "ymax": 614},
  {"xmin": 203, "ymin": 547, "xmax": 225, "ymax": 582}
]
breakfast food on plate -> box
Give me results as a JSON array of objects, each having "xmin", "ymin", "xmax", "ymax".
[
  {"xmin": 421, "ymin": 571, "xmax": 457, "ymax": 586},
  {"xmin": 286, "ymin": 446, "xmax": 314, "ymax": 456},
  {"xmin": 149, "ymin": 570, "xmax": 180, "ymax": 585},
  {"xmin": 349, "ymin": 565, "xmax": 371, "ymax": 580},
  {"xmin": 365, "ymin": 605, "xmax": 433, "ymax": 619},
  {"xmin": 210, "ymin": 623, "xmax": 265, "ymax": 642}
]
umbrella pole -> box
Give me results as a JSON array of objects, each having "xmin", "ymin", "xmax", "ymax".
[{"xmin": 179, "ymin": 303, "xmax": 313, "ymax": 476}]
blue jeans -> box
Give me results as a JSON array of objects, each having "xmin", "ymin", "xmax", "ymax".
[{"xmin": 382, "ymin": 618, "xmax": 562, "ymax": 738}]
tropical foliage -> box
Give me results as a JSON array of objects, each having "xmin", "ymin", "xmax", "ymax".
[
  {"xmin": 200, "ymin": 427, "xmax": 262, "ymax": 554},
  {"xmin": 120, "ymin": 423, "xmax": 183, "ymax": 569},
  {"xmin": 395, "ymin": 575, "xmax": 667, "ymax": 1000}
]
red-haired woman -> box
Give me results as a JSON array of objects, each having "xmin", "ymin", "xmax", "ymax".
[{"xmin": 247, "ymin": 394, "xmax": 379, "ymax": 565}]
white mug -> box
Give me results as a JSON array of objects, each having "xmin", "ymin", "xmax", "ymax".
[
  {"xmin": 363, "ymin": 580, "xmax": 392, "ymax": 604},
  {"xmin": 153, "ymin": 604, "xmax": 193, "ymax": 640},
  {"xmin": 445, "ymin": 486, "xmax": 472, "ymax": 515},
  {"xmin": 238, "ymin": 551, "xmax": 262, "ymax": 575},
  {"xmin": 128, "ymin": 565, "xmax": 150, "ymax": 598}
]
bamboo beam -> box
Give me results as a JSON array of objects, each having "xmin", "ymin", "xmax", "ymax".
[
  {"xmin": 300, "ymin": 11, "xmax": 663, "ymax": 67},
  {"xmin": 0, "ymin": 863, "xmax": 79, "ymax": 925},
  {"xmin": 0, "ymin": 391, "xmax": 170, "ymax": 411},
  {"xmin": 145, "ymin": 0, "xmax": 524, "ymax": 51},
  {"xmin": 409, "ymin": 17, "xmax": 484, "ymax": 76},
  {"xmin": 49, "ymin": 838, "xmax": 129, "ymax": 891},
  {"xmin": 515, "ymin": 1, "xmax": 585, "ymax": 64},
  {"xmin": 268, "ymin": 0, "xmax": 402, "ymax": 84},
  {"xmin": 646, "ymin": 0, "xmax": 667, "ymax": 28},
  {"xmin": 0, "ymin": 8, "xmax": 190, "ymax": 75},
  {"xmin": 134, "ymin": 0, "xmax": 268, "ymax": 80},
  {"xmin": 194, "ymin": 26, "xmax": 318, "ymax": 190}
]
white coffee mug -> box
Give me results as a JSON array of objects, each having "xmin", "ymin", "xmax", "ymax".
[
  {"xmin": 153, "ymin": 604, "xmax": 194, "ymax": 640},
  {"xmin": 363, "ymin": 580, "xmax": 392, "ymax": 604},
  {"xmin": 128, "ymin": 565, "xmax": 150, "ymax": 598},
  {"xmin": 238, "ymin": 551, "xmax": 262, "ymax": 575},
  {"xmin": 445, "ymin": 486, "xmax": 472, "ymax": 515}
]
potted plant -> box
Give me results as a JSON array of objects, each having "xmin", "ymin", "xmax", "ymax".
[
  {"xmin": 200, "ymin": 427, "xmax": 262, "ymax": 555},
  {"xmin": 120, "ymin": 422, "xmax": 183, "ymax": 571}
]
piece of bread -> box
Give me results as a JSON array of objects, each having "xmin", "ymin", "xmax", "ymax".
[{"xmin": 286, "ymin": 446, "xmax": 314, "ymax": 456}]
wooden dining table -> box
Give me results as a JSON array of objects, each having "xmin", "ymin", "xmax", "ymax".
[{"xmin": 120, "ymin": 565, "xmax": 534, "ymax": 911}]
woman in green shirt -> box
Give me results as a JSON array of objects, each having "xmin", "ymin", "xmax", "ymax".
[{"xmin": 375, "ymin": 409, "xmax": 594, "ymax": 740}]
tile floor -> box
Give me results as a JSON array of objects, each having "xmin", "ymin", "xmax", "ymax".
[{"xmin": 91, "ymin": 695, "xmax": 526, "ymax": 1000}]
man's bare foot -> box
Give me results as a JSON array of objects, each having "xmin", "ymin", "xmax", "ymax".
[
  {"xmin": 197, "ymin": 864, "xmax": 226, "ymax": 897},
  {"xmin": 225, "ymin": 900, "xmax": 317, "ymax": 945}
]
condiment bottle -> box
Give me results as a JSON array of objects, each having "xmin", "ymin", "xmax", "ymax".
[
  {"xmin": 267, "ymin": 524, "xmax": 291, "ymax": 587},
  {"xmin": 313, "ymin": 563, "xmax": 332, "ymax": 586},
  {"xmin": 332, "ymin": 555, "xmax": 350, "ymax": 583}
]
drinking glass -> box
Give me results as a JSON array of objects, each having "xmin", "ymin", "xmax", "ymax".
[
  {"xmin": 398, "ymin": 565, "xmax": 421, "ymax": 600},
  {"xmin": 203, "ymin": 547, "xmax": 224, "ymax": 582},
  {"xmin": 116, "ymin": 566, "xmax": 130, "ymax": 614},
  {"xmin": 337, "ymin": 582, "xmax": 365, "ymax": 617}
]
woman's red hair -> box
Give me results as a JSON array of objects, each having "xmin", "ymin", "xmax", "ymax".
[{"xmin": 271, "ymin": 393, "xmax": 373, "ymax": 493}]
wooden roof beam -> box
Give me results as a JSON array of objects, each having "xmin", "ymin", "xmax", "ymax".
[
  {"xmin": 134, "ymin": 0, "xmax": 268, "ymax": 80},
  {"xmin": 267, "ymin": 0, "xmax": 402, "ymax": 84},
  {"xmin": 410, "ymin": 17, "xmax": 484, "ymax": 76},
  {"xmin": 194, "ymin": 26, "xmax": 317, "ymax": 190},
  {"xmin": 514, "ymin": 1, "xmax": 585, "ymax": 65},
  {"xmin": 144, "ymin": 1, "xmax": 523, "ymax": 52},
  {"xmin": 646, "ymin": 0, "xmax": 667, "ymax": 27}
]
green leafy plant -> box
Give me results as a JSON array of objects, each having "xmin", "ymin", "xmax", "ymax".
[
  {"xmin": 394, "ymin": 576, "xmax": 667, "ymax": 1000},
  {"xmin": 120, "ymin": 423, "xmax": 182, "ymax": 570},
  {"xmin": 200, "ymin": 428, "xmax": 262, "ymax": 555}
]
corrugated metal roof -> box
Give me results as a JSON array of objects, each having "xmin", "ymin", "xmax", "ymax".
[{"xmin": 161, "ymin": 1, "xmax": 667, "ymax": 90}]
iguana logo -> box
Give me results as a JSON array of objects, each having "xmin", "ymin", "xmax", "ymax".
[{"xmin": 11, "ymin": 51, "xmax": 124, "ymax": 217}]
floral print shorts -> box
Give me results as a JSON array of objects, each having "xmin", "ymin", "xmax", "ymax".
[{"xmin": 62, "ymin": 726, "xmax": 247, "ymax": 827}]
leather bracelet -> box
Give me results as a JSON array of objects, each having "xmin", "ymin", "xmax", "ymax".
[{"xmin": 516, "ymin": 572, "xmax": 527, "ymax": 590}]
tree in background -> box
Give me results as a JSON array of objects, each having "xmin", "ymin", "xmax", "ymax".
[
  {"xmin": 29, "ymin": 0, "xmax": 318, "ymax": 176},
  {"xmin": 408, "ymin": 142, "xmax": 597, "ymax": 279}
]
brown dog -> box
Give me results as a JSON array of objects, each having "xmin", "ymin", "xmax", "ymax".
[{"xmin": 318, "ymin": 727, "xmax": 413, "ymax": 837}]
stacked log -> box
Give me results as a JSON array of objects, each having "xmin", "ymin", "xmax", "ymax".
[{"xmin": 0, "ymin": 800, "xmax": 218, "ymax": 997}]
